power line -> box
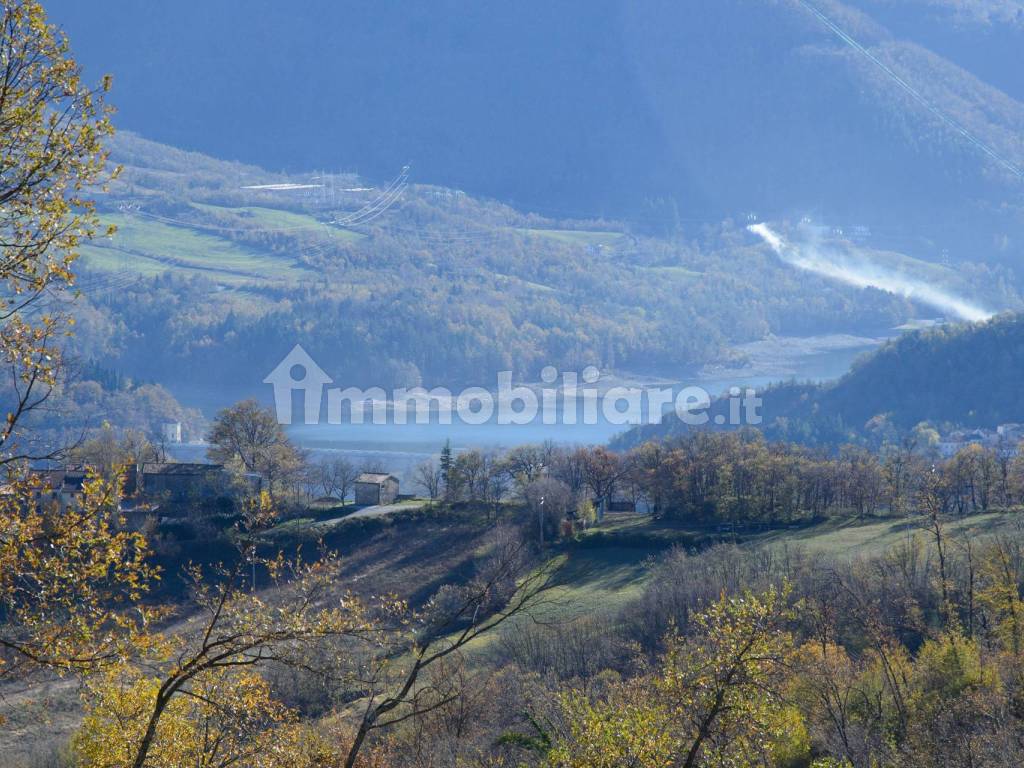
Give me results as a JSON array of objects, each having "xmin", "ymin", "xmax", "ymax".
[
  {"xmin": 332, "ymin": 165, "xmax": 410, "ymax": 226},
  {"xmin": 128, "ymin": 166, "xmax": 410, "ymax": 234},
  {"xmin": 796, "ymin": 0, "xmax": 1024, "ymax": 180}
]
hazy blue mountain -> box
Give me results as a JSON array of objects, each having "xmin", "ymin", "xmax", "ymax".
[
  {"xmin": 847, "ymin": 0, "xmax": 1024, "ymax": 101},
  {"xmin": 47, "ymin": 0, "xmax": 1024, "ymax": 264}
]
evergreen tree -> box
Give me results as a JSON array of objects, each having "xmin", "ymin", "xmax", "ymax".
[{"xmin": 440, "ymin": 439, "xmax": 454, "ymax": 499}]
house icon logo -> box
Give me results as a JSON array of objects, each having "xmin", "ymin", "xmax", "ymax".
[{"xmin": 263, "ymin": 344, "xmax": 333, "ymax": 424}]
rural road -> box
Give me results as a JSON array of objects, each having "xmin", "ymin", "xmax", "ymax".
[
  {"xmin": 317, "ymin": 501, "xmax": 426, "ymax": 526},
  {"xmin": 344, "ymin": 501, "xmax": 423, "ymax": 520}
]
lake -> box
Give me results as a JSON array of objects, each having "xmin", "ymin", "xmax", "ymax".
[{"xmin": 271, "ymin": 333, "xmax": 886, "ymax": 480}]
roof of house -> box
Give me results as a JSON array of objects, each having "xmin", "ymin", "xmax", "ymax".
[
  {"xmin": 31, "ymin": 468, "xmax": 88, "ymax": 490},
  {"xmin": 355, "ymin": 472, "xmax": 397, "ymax": 484}
]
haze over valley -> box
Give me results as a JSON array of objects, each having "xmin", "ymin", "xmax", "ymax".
[{"xmin": 4, "ymin": 3, "xmax": 1024, "ymax": 767}]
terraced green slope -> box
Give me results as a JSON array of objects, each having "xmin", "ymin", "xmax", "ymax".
[{"xmin": 78, "ymin": 213, "xmax": 314, "ymax": 285}]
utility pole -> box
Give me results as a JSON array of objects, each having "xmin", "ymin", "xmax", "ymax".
[{"xmin": 539, "ymin": 496, "xmax": 545, "ymax": 549}]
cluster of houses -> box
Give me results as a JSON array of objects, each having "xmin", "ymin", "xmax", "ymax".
[
  {"xmin": 937, "ymin": 423, "xmax": 1024, "ymax": 458},
  {"xmin": 29, "ymin": 463, "xmax": 241, "ymax": 514},
  {"xmin": 25, "ymin": 462, "xmax": 401, "ymax": 516}
]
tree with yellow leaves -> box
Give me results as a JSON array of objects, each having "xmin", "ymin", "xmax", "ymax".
[
  {"xmin": 72, "ymin": 492, "xmax": 384, "ymax": 768},
  {"xmin": 544, "ymin": 687, "xmax": 677, "ymax": 768},
  {"xmin": 74, "ymin": 667, "xmax": 299, "ymax": 768},
  {"xmin": 976, "ymin": 536, "xmax": 1024, "ymax": 656},
  {"xmin": 0, "ymin": 0, "xmax": 117, "ymax": 464},
  {"xmin": 0, "ymin": 470, "xmax": 157, "ymax": 680},
  {"xmin": 0, "ymin": 0, "xmax": 153, "ymax": 688},
  {"xmin": 661, "ymin": 584, "xmax": 797, "ymax": 768},
  {"xmin": 544, "ymin": 585, "xmax": 797, "ymax": 768}
]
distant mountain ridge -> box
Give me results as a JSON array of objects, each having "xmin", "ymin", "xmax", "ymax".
[{"xmin": 46, "ymin": 0, "xmax": 1024, "ymax": 265}]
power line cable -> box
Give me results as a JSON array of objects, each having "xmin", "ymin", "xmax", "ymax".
[{"xmin": 796, "ymin": 0, "xmax": 1024, "ymax": 180}]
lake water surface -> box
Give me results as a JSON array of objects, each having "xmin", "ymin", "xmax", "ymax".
[{"xmin": 279, "ymin": 334, "xmax": 886, "ymax": 478}]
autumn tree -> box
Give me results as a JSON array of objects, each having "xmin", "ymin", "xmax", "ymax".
[
  {"xmin": 544, "ymin": 585, "xmax": 797, "ymax": 768},
  {"xmin": 314, "ymin": 455, "xmax": 360, "ymax": 505},
  {"xmin": 662, "ymin": 585, "xmax": 796, "ymax": 767},
  {"xmin": 502, "ymin": 443, "xmax": 548, "ymax": 489},
  {"xmin": 74, "ymin": 492, "xmax": 381, "ymax": 768},
  {"xmin": 523, "ymin": 476, "xmax": 574, "ymax": 547},
  {"xmin": 882, "ymin": 437, "xmax": 922, "ymax": 519},
  {"xmin": 917, "ymin": 467, "xmax": 955, "ymax": 624},
  {"xmin": 840, "ymin": 445, "xmax": 883, "ymax": 519},
  {"xmin": 69, "ymin": 424, "xmax": 160, "ymax": 476},
  {"xmin": 207, "ymin": 398, "xmax": 306, "ymax": 498},
  {"xmin": 0, "ymin": 0, "xmax": 117, "ymax": 464},
  {"xmin": 548, "ymin": 445, "xmax": 588, "ymax": 499},
  {"xmin": 74, "ymin": 667, "xmax": 329, "ymax": 768},
  {"xmin": 976, "ymin": 536, "xmax": 1024, "ymax": 656},
  {"xmin": 0, "ymin": 471, "xmax": 156, "ymax": 680},
  {"xmin": 414, "ymin": 458, "xmax": 442, "ymax": 504},
  {"xmin": 451, "ymin": 448, "xmax": 489, "ymax": 502},
  {"xmin": 581, "ymin": 446, "xmax": 625, "ymax": 520},
  {"xmin": 545, "ymin": 688, "xmax": 676, "ymax": 768},
  {"xmin": 903, "ymin": 630, "xmax": 1014, "ymax": 767},
  {"xmin": 0, "ymin": 0, "xmax": 160, "ymax": 686}
]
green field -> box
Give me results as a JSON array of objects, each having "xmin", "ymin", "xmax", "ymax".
[
  {"xmin": 586, "ymin": 509, "xmax": 1023, "ymax": 554},
  {"xmin": 543, "ymin": 546, "xmax": 654, "ymax": 618},
  {"xmin": 269, "ymin": 509, "xmax": 1024, "ymax": 626},
  {"xmin": 539, "ymin": 510, "xmax": 1024, "ymax": 615},
  {"xmin": 270, "ymin": 507, "xmax": 1024, "ymax": 635},
  {"xmin": 77, "ymin": 242, "xmax": 168, "ymax": 277},
  {"xmin": 493, "ymin": 272, "xmax": 559, "ymax": 294},
  {"xmin": 756, "ymin": 511, "xmax": 1022, "ymax": 555},
  {"xmin": 191, "ymin": 202, "xmax": 364, "ymax": 242},
  {"xmin": 860, "ymin": 247, "xmax": 960, "ymax": 286},
  {"xmin": 270, "ymin": 512, "xmax": 1024, "ymax": 626},
  {"xmin": 78, "ymin": 213, "xmax": 315, "ymax": 285}
]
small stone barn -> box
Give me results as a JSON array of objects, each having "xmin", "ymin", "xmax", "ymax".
[{"xmin": 354, "ymin": 473, "xmax": 399, "ymax": 506}]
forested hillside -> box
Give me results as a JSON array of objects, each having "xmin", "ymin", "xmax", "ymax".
[
  {"xmin": 65, "ymin": 132, "xmax": 1010, "ymax": 408},
  {"xmin": 621, "ymin": 311, "xmax": 1024, "ymax": 447},
  {"xmin": 791, "ymin": 311, "xmax": 1024, "ymax": 431}
]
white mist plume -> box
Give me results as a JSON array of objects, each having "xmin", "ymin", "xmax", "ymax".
[{"xmin": 747, "ymin": 223, "xmax": 993, "ymax": 323}]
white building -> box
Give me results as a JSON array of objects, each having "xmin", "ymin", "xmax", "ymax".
[{"xmin": 161, "ymin": 421, "xmax": 182, "ymax": 444}]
